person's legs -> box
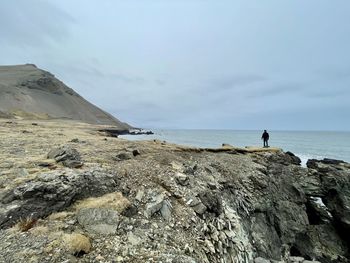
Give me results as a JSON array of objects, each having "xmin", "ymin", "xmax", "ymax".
[{"xmin": 263, "ymin": 139, "xmax": 266, "ymax": 147}]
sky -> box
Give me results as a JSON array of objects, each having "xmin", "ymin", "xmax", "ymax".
[{"xmin": 1, "ymin": 0, "xmax": 350, "ymax": 130}]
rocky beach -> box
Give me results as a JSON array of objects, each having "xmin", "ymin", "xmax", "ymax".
[{"xmin": 0, "ymin": 119, "xmax": 349, "ymax": 263}]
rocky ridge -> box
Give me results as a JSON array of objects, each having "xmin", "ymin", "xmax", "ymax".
[
  {"xmin": 0, "ymin": 64, "xmax": 131, "ymax": 129},
  {"xmin": 0, "ymin": 119, "xmax": 349, "ymax": 263}
]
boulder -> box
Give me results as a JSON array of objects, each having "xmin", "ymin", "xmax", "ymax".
[
  {"xmin": 144, "ymin": 194, "xmax": 172, "ymax": 221},
  {"xmin": 144, "ymin": 194, "xmax": 164, "ymax": 219},
  {"xmin": 47, "ymin": 145, "xmax": 83, "ymax": 168},
  {"xmin": 285, "ymin": 151, "xmax": 302, "ymax": 165},
  {"xmin": 77, "ymin": 208, "xmax": 120, "ymax": 235},
  {"xmin": 0, "ymin": 170, "xmax": 119, "ymax": 229}
]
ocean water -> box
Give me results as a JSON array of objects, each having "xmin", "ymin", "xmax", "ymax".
[{"xmin": 120, "ymin": 130, "xmax": 350, "ymax": 165}]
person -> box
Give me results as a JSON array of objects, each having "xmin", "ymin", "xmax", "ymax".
[{"xmin": 261, "ymin": 130, "xmax": 269, "ymax": 147}]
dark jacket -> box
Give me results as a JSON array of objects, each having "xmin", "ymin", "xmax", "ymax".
[{"xmin": 262, "ymin": 131, "xmax": 269, "ymax": 140}]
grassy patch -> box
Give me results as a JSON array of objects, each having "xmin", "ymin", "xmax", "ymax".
[{"xmin": 74, "ymin": 192, "xmax": 130, "ymax": 213}]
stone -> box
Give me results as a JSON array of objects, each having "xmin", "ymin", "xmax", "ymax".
[
  {"xmin": 144, "ymin": 195, "xmax": 164, "ymax": 218},
  {"xmin": 127, "ymin": 231, "xmax": 142, "ymax": 246},
  {"xmin": 160, "ymin": 199, "xmax": 172, "ymax": 221},
  {"xmin": 62, "ymin": 160, "xmax": 83, "ymax": 168},
  {"xmin": 192, "ymin": 203, "xmax": 207, "ymax": 215},
  {"xmin": 207, "ymin": 182, "xmax": 217, "ymax": 190},
  {"xmin": 132, "ymin": 149, "xmax": 140, "ymax": 156},
  {"xmin": 135, "ymin": 189, "xmax": 145, "ymax": 202},
  {"xmin": 115, "ymin": 152, "xmax": 133, "ymax": 161},
  {"xmin": 198, "ymin": 190, "xmax": 222, "ymax": 216},
  {"xmin": 47, "ymin": 145, "xmax": 81, "ymax": 163},
  {"xmin": 175, "ymin": 172, "xmax": 189, "ymax": 186},
  {"xmin": 77, "ymin": 208, "xmax": 120, "ymax": 235},
  {"xmin": 254, "ymin": 257, "xmax": 271, "ymax": 263},
  {"xmin": 289, "ymin": 256, "xmax": 304, "ymax": 262},
  {"xmin": 285, "ymin": 151, "xmax": 302, "ymax": 165}
]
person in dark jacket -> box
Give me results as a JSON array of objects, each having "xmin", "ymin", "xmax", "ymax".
[{"xmin": 261, "ymin": 130, "xmax": 269, "ymax": 147}]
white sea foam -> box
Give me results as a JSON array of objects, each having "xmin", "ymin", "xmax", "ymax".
[{"xmin": 295, "ymin": 153, "xmax": 326, "ymax": 167}]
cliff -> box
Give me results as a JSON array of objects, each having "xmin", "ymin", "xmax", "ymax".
[
  {"xmin": 0, "ymin": 64, "xmax": 131, "ymax": 129},
  {"xmin": 0, "ymin": 119, "xmax": 349, "ymax": 263}
]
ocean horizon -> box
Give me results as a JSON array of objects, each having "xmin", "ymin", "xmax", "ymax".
[{"xmin": 121, "ymin": 129, "xmax": 350, "ymax": 166}]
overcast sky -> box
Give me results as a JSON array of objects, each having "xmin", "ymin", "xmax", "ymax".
[{"xmin": 1, "ymin": 0, "xmax": 350, "ymax": 130}]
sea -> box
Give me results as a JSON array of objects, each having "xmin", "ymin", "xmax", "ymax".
[{"xmin": 120, "ymin": 130, "xmax": 350, "ymax": 166}]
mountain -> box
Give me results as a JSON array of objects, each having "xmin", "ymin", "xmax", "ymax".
[{"xmin": 0, "ymin": 64, "xmax": 131, "ymax": 129}]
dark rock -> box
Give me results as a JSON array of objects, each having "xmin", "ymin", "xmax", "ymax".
[
  {"xmin": 114, "ymin": 152, "xmax": 133, "ymax": 161},
  {"xmin": 274, "ymin": 201, "xmax": 309, "ymax": 243},
  {"xmin": 36, "ymin": 161, "xmax": 56, "ymax": 168},
  {"xmin": 48, "ymin": 145, "xmax": 83, "ymax": 168},
  {"xmin": 307, "ymin": 159, "xmax": 350, "ymax": 240},
  {"xmin": 268, "ymin": 151, "xmax": 301, "ymax": 166},
  {"xmin": 0, "ymin": 170, "xmax": 119, "ymax": 229},
  {"xmin": 321, "ymin": 158, "xmax": 345, "ymax": 165},
  {"xmin": 285, "ymin": 151, "xmax": 302, "ymax": 165},
  {"xmin": 250, "ymin": 212, "xmax": 282, "ymax": 259},
  {"xmin": 305, "ymin": 197, "xmax": 332, "ymax": 224},
  {"xmin": 62, "ymin": 159, "xmax": 83, "ymax": 168},
  {"xmin": 132, "ymin": 149, "xmax": 140, "ymax": 156},
  {"xmin": 121, "ymin": 205, "xmax": 138, "ymax": 218},
  {"xmin": 198, "ymin": 190, "xmax": 222, "ymax": 216},
  {"xmin": 292, "ymin": 224, "xmax": 348, "ymax": 263}
]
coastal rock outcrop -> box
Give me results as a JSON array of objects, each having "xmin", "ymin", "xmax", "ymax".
[{"xmin": 0, "ymin": 120, "xmax": 349, "ymax": 262}]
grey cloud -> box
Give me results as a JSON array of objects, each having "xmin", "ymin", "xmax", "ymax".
[
  {"xmin": 246, "ymin": 83, "xmax": 303, "ymax": 99},
  {"xmin": 315, "ymin": 68, "xmax": 350, "ymax": 80},
  {"xmin": 205, "ymin": 75, "xmax": 266, "ymax": 91},
  {"xmin": 306, "ymin": 88, "xmax": 349, "ymax": 99},
  {"xmin": 0, "ymin": 0, "xmax": 74, "ymax": 47},
  {"xmin": 155, "ymin": 79, "xmax": 166, "ymax": 86},
  {"xmin": 49, "ymin": 63, "xmax": 144, "ymax": 86}
]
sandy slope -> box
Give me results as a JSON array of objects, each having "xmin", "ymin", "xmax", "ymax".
[{"xmin": 0, "ymin": 64, "xmax": 131, "ymax": 129}]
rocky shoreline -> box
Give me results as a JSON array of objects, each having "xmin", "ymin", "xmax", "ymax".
[
  {"xmin": 98, "ymin": 128, "xmax": 154, "ymax": 138},
  {"xmin": 0, "ymin": 119, "xmax": 349, "ymax": 263}
]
